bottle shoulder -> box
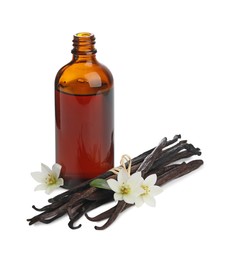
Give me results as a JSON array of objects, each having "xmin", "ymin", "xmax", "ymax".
[{"xmin": 55, "ymin": 59, "xmax": 113, "ymax": 95}]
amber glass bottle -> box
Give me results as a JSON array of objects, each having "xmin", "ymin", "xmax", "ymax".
[{"xmin": 55, "ymin": 32, "xmax": 114, "ymax": 188}]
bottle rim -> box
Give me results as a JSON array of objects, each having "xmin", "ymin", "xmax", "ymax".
[{"xmin": 75, "ymin": 32, "xmax": 93, "ymax": 38}]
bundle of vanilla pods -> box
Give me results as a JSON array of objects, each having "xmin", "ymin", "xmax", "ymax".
[{"xmin": 27, "ymin": 135, "xmax": 203, "ymax": 230}]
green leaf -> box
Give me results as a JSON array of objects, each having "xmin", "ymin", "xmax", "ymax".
[{"xmin": 90, "ymin": 178, "xmax": 111, "ymax": 190}]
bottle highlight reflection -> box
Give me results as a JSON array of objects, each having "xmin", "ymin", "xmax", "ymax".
[{"xmin": 55, "ymin": 33, "xmax": 114, "ymax": 188}]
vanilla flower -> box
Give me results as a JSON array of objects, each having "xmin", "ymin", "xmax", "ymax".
[
  {"xmin": 135, "ymin": 174, "xmax": 162, "ymax": 207},
  {"xmin": 31, "ymin": 163, "xmax": 64, "ymax": 194},
  {"xmin": 107, "ymin": 169, "xmax": 144, "ymax": 204}
]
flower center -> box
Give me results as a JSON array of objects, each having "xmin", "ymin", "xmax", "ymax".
[
  {"xmin": 46, "ymin": 173, "xmax": 57, "ymax": 185},
  {"xmin": 141, "ymin": 184, "xmax": 150, "ymax": 195},
  {"xmin": 120, "ymin": 184, "xmax": 131, "ymax": 195}
]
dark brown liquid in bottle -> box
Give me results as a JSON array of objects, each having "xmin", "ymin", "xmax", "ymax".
[{"xmin": 55, "ymin": 33, "xmax": 114, "ymax": 188}]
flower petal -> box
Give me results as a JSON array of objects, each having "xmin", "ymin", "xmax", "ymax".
[
  {"xmin": 143, "ymin": 195, "xmax": 156, "ymax": 207},
  {"xmin": 135, "ymin": 196, "xmax": 144, "ymax": 207},
  {"xmin": 52, "ymin": 163, "xmax": 62, "ymax": 178},
  {"xmin": 34, "ymin": 183, "xmax": 47, "ymax": 191},
  {"xmin": 150, "ymin": 186, "xmax": 163, "ymax": 196},
  {"xmin": 123, "ymin": 193, "xmax": 136, "ymax": 204},
  {"xmin": 114, "ymin": 193, "xmax": 123, "ymax": 201},
  {"xmin": 57, "ymin": 178, "xmax": 64, "ymax": 186},
  {"xmin": 31, "ymin": 171, "xmax": 46, "ymax": 183},
  {"xmin": 45, "ymin": 184, "xmax": 59, "ymax": 194},
  {"xmin": 127, "ymin": 171, "xmax": 143, "ymax": 188},
  {"xmin": 117, "ymin": 169, "xmax": 129, "ymax": 184},
  {"xmin": 144, "ymin": 174, "xmax": 157, "ymax": 186},
  {"xmin": 107, "ymin": 179, "xmax": 120, "ymax": 192},
  {"xmin": 131, "ymin": 171, "xmax": 142, "ymax": 181},
  {"xmin": 133, "ymin": 186, "xmax": 145, "ymax": 196},
  {"xmin": 41, "ymin": 163, "xmax": 52, "ymax": 175}
]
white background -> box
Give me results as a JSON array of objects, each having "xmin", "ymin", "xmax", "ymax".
[{"xmin": 0, "ymin": 0, "xmax": 229, "ymax": 259}]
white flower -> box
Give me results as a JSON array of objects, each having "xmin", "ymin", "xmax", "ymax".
[
  {"xmin": 31, "ymin": 163, "xmax": 64, "ymax": 194},
  {"xmin": 135, "ymin": 174, "xmax": 163, "ymax": 207},
  {"xmin": 107, "ymin": 169, "xmax": 144, "ymax": 204}
]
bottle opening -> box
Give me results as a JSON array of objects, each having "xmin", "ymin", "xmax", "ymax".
[
  {"xmin": 76, "ymin": 32, "xmax": 92, "ymax": 37},
  {"xmin": 72, "ymin": 32, "xmax": 97, "ymax": 55}
]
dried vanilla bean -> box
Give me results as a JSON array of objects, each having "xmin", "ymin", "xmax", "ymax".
[
  {"xmin": 90, "ymin": 160, "xmax": 203, "ymax": 230},
  {"xmin": 27, "ymin": 135, "xmax": 203, "ymax": 229},
  {"xmin": 48, "ymin": 135, "xmax": 181, "ymax": 204}
]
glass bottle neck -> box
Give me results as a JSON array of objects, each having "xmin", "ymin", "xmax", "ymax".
[{"xmin": 71, "ymin": 32, "xmax": 97, "ymax": 61}]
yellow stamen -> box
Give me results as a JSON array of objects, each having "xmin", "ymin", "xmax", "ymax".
[
  {"xmin": 46, "ymin": 173, "xmax": 57, "ymax": 185},
  {"xmin": 141, "ymin": 184, "xmax": 150, "ymax": 195},
  {"xmin": 120, "ymin": 184, "xmax": 131, "ymax": 195}
]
